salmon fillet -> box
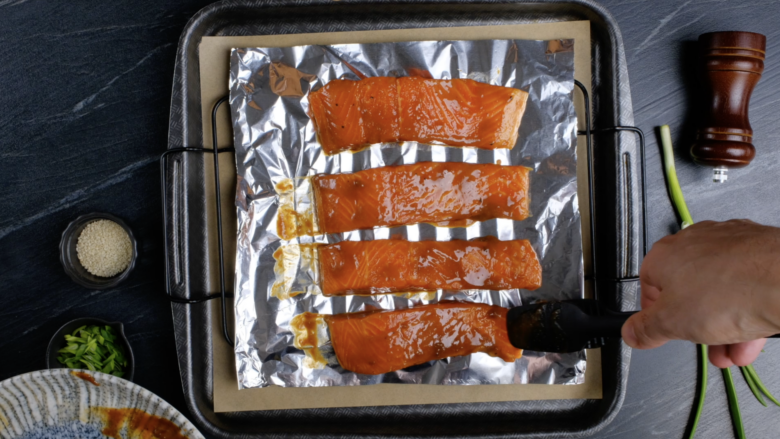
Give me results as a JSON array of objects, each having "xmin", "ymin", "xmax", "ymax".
[
  {"xmin": 319, "ymin": 237, "xmax": 541, "ymax": 296},
  {"xmin": 312, "ymin": 302, "xmax": 522, "ymax": 375},
  {"xmin": 308, "ymin": 77, "xmax": 528, "ymax": 154},
  {"xmin": 313, "ymin": 162, "xmax": 531, "ymax": 237}
]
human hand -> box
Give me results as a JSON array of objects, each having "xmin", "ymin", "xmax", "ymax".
[{"xmin": 621, "ymin": 219, "xmax": 780, "ymax": 367}]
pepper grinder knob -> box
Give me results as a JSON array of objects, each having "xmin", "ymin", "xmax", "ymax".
[{"xmin": 690, "ymin": 31, "xmax": 766, "ymax": 183}]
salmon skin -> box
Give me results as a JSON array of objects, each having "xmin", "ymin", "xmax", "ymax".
[
  {"xmin": 275, "ymin": 161, "xmax": 530, "ymax": 239},
  {"xmin": 292, "ymin": 302, "xmax": 522, "ymax": 375},
  {"xmin": 319, "ymin": 237, "xmax": 541, "ymax": 296},
  {"xmin": 308, "ymin": 77, "xmax": 528, "ymax": 155}
]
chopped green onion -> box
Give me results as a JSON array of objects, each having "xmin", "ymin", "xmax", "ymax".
[
  {"xmin": 74, "ymin": 343, "xmax": 88, "ymax": 358},
  {"xmin": 80, "ymin": 359, "xmax": 96, "ymax": 371},
  {"xmin": 57, "ymin": 324, "xmax": 127, "ymax": 378},
  {"xmin": 723, "ymin": 368, "xmax": 746, "ymax": 439}
]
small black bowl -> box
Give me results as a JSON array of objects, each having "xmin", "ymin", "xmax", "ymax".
[
  {"xmin": 59, "ymin": 212, "xmax": 137, "ymax": 289},
  {"xmin": 47, "ymin": 318, "xmax": 135, "ymax": 382}
]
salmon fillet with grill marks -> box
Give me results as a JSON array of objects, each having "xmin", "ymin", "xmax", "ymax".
[{"xmin": 308, "ymin": 77, "xmax": 528, "ymax": 154}]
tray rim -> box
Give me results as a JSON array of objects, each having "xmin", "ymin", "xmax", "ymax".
[{"xmin": 164, "ymin": 1, "xmax": 640, "ymax": 437}]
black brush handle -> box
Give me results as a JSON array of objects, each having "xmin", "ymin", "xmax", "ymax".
[
  {"xmin": 587, "ymin": 310, "xmax": 636, "ymax": 338},
  {"xmin": 507, "ymin": 299, "xmax": 780, "ymax": 353}
]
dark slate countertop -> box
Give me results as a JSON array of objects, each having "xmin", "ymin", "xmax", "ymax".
[{"xmin": 2, "ymin": 1, "xmax": 780, "ymax": 437}]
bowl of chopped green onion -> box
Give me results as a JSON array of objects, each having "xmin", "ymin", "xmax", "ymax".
[{"xmin": 46, "ymin": 318, "xmax": 134, "ymax": 381}]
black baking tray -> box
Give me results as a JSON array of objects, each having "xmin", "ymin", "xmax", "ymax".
[{"xmin": 163, "ymin": 0, "xmax": 643, "ymax": 437}]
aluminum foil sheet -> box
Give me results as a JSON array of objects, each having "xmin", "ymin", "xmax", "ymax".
[{"xmin": 229, "ymin": 39, "xmax": 583, "ymax": 389}]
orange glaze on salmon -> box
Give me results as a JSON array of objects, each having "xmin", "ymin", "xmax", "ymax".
[
  {"xmin": 319, "ymin": 237, "xmax": 541, "ymax": 296},
  {"xmin": 308, "ymin": 77, "xmax": 528, "ymax": 154},
  {"xmin": 311, "ymin": 162, "xmax": 531, "ymax": 237},
  {"xmin": 323, "ymin": 302, "xmax": 522, "ymax": 375}
]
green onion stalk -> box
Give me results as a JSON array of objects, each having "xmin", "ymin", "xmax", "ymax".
[
  {"xmin": 659, "ymin": 125, "xmax": 693, "ymax": 228},
  {"xmin": 723, "ymin": 367, "xmax": 746, "ymax": 439},
  {"xmin": 660, "ymin": 125, "xmax": 780, "ymax": 438},
  {"xmin": 659, "ymin": 125, "xmax": 708, "ymax": 438},
  {"xmin": 745, "ymin": 364, "xmax": 780, "ymax": 407}
]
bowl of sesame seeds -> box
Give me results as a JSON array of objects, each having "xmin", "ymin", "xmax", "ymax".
[{"xmin": 59, "ymin": 212, "xmax": 137, "ymax": 289}]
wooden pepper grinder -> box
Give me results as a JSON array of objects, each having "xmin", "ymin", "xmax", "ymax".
[{"xmin": 691, "ymin": 31, "xmax": 766, "ymax": 182}]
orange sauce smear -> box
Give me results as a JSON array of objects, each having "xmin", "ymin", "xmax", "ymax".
[
  {"xmin": 325, "ymin": 302, "xmax": 522, "ymax": 375},
  {"xmin": 94, "ymin": 407, "xmax": 190, "ymax": 439},
  {"xmin": 275, "ymin": 179, "xmax": 319, "ymax": 239},
  {"xmin": 71, "ymin": 370, "xmax": 100, "ymax": 386},
  {"xmin": 319, "ymin": 237, "xmax": 541, "ymax": 296},
  {"xmin": 314, "ymin": 162, "xmax": 531, "ymax": 236},
  {"xmin": 271, "ymin": 243, "xmax": 322, "ymax": 299},
  {"xmin": 308, "ymin": 77, "xmax": 528, "ymax": 155},
  {"xmin": 290, "ymin": 312, "xmax": 329, "ymax": 368}
]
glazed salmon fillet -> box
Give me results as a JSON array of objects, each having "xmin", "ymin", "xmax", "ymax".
[
  {"xmin": 308, "ymin": 77, "xmax": 400, "ymax": 153},
  {"xmin": 281, "ymin": 162, "xmax": 530, "ymax": 239},
  {"xmin": 277, "ymin": 162, "xmax": 531, "ymax": 239},
  {"xmin": 308, "ymin": 77, "xmax": 528, "ymax": 154},
  {"xmin": 319, "ymin": 237, "xmax": 541, "ymax": 296},
  {"xmin": 291, "ymin": 302, "xmax": 522, "ymax": 375}
]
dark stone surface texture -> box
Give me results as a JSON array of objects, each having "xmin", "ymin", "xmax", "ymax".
[{"xmin": 2, "ymin": 0, "xmax": 780, "ymax": 437}]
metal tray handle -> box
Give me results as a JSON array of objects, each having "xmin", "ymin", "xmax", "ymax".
[{"xmin": 160, "ymin": 96, "xmax": 234, "ymax": 345}]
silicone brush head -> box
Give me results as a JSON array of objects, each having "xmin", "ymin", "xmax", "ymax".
[{"xmin": 506, "ymin": 299, "xmax": 635, "ymax": 353}]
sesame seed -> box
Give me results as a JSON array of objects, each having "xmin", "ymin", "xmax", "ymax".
[{"xmin": 76, "ymin": 220, "xmax": 132, "ymax": 277}]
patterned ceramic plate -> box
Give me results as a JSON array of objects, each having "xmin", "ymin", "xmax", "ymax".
[{"xmin": 0, "ymin": 369, "xmax": 204, "ymax": 439}]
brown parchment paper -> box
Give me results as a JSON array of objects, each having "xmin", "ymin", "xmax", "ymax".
[{"xmin": 197, "ymin": 20, "xmax": 599, "ymax": 413}]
